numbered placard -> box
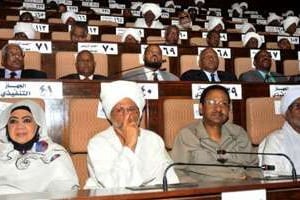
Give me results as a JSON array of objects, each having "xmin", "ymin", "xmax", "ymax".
[
  {"xmin": 78, "ymin": 42, "xmax": 118, "ymax": 54},
  {"xmin": 198, "ymin": 47, "xmax": 231, "ymax": 59},
  {"xmin": 192, "ymin": 84, "xmax": 242, "ymax": 100},
  {"xmin": 269, "ymin": 85, "xmax": 300, "ymax": 97},
  {"xmin": 100, "ymin": 16, "xmax": 124, "ymax": 24},
  {"xmin": 9, "ymin": 40, "xmax": 52, "ymax": 54}
]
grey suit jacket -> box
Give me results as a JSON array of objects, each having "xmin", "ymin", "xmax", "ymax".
[
  {"xmin": 122, "ymin": 68, "xmax": 179, "ymax": 81},
  {"xmin": 239, "ymin": 70, "xmax": 288, "ymax": 83}
]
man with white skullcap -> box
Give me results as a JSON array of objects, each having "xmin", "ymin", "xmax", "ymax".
[
  {"xmin": 231, "ymin": 3, "xmax": 243, "ymax": 18},
  {"xmin": 281, "ymin": 16, "xmax": 300, "ymax": 36},
  {"xmin": 134, "ymin": 3, "xmax": 164, "ymax": 29},
  {"xmin": 85, "ymin": 80, "xmax": 179, "ymax": 189},
  {"xmin": 13, "ymin": 22, "xmax": 36, "ymax": 39},
  {"xmin": 207, "ymin": 17, "xmax": 224, "ymax": 32},
  {"xmin": 242, "ymin": 32, "xmax": 263, "ymax": 48},
  {"xmin": 121, "ymin": 28, "xmax": 141, "ymax": 44},
  {"xmin": 61, "ymin": 11, "xmax": 77, "ymax": 25},
  {"xmin": 259, "ymin": 87, "xmax": 300, "ymax": 177},
  {"xmin": 267, "ymin": 13, "xmax": 282, "ymax": 26},
  {"xmin": 241, "ymin": 22, "xmax": 256, "ymax": 33}
]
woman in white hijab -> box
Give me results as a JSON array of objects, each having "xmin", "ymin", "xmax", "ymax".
[
  {"xmin": 85, "ymin": 80, "xmax": 178, "ymax": 189},
  {"xmin": 0, "ymin": 100, "xmax": 78, "ymax": 194},
  {"xmin": 134, "ymin": 3, "xmax": 164, "ymax": 29}
]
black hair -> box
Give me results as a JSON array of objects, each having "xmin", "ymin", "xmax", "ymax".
[
  {"xmin": 199, "ymin": 85, "xmax": 231, "ymax": 104},
  {"xmin": 11, "ymin": 106, "xmax": 31, "ymax": 113}
]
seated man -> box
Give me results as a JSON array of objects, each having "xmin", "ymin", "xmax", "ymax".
[
  {"xmin": 122, "ymin": 44, "xmax": 179, "ymax": 81},
  {"xmin": 13, "ymin": 22, "xmax": 36, "ymax": 40},
  {"xmin": 85, "ymin": 80, "xmax": 179, "ymax": 188},
  {"xmin": 59, "ymin": 50, "xmax": 107, "ymax": 80},
  {"xmin": 239, "ymin": 49, "xmax": 288, "ymax": 83},
  {"xmin": 281, "ymin": 16, "xmax": 300, "ymax": 36},
  {"xmin": 61, "ymin": 11, "xmax": 77, "ymax": 25},
  {"xmin": 259, "ymin": 88, "xmax": 300, "ymax": 177},
  {"xmin": 134, "ymin": 3, "xmax": 164, "ymax": 29},
  {"xmin": 206, "ymin": 30, "xmax": 221, "ymax": 47},
  {"xmin": 121, "ymin": 28, "xmax": 141, "ymax": 44},
  {"xmin": 70, "ymin": 22, "xmax": 90, "ymax": 43},
  {"xmin": 0, "ymin": 44, "xmax": 47, "ymax": 79},
  {"xmin": 180, "ymin": 47, "xmax": 237, "ymax": 82},
  {"xmin": 277, "ymin": 38, "xmax": 292, "ymax": 50},
  {"xmin": 242, "ymin": 32, "xmax": 263, "ymax": 49},
  {"xmin": 165, "ymin": 25, "xmax": 180, "ymax": 45},
  {"xmin": 207, "ymin": 17, "xmax": 225, "ymax": 32},
  {"xmin": 171, "ymin": 85, "xmax": 260, "ymax": 181}
]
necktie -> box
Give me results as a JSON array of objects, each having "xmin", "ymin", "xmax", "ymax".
[
  {"xmin": 152, "ymin": 72, "xmax": 158, "ymax": 81},
  {"xmin": 266, "ymin": 73, "xmax": 275, "ymax": 83},
  {"xmin": 210, "ymin": 73, "xmax": 215, "ymax": 82},
  {"xmin": 10, "ymin": 72, "xmax": 17, "ymax": 79}
]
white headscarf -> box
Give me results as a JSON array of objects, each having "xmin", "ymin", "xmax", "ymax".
[
  {"xmin": 61, "ymin": 11, "xmax": 77, "ymax": 24},
  {"xmin": 140, "ymin": 3, "xmax": 162, "ymax": 20},
  {"xmin": 282, "ymin": 16, "xmax": 299, "ymax": 31},
  {"xmin": 267, "ymin": 13, "xmax": 282, "ymax": 25},
  {"xmin": 280, "ymin": 87, "xmax": 300, "ymax": 114},
  {"xmin": 284, "ymin": 10, "xmax": 294, "ymax": 17},
  {"xmin": 131, "ymin": 2, "xmax": 143, "ymax": 10},
  {"xmin": 231, "ymin": 5, "xmax": 243, "ymax": 17},
  {"xmin": 241, "ymin": 23, "xmax": 256, "ymax": 33},
  {"xmin": 164, "ymin": 0, "xmax": 175, "ymax": 8},
  {"xmin": 100, "ymin": 81, "xmax": 145, "ymax": 119},
  {"xmin": 242, "ymin": 32, "xmax": 263, "ymax": 48},
  {"xmin": 0, "ymin": 100, "xmax": 47, "ymax": 143},
  {"xmin": 13, "ymin": 22, "xmax": 36, "ymax": 39},
  {"xmin": 121, "ymin": 28, "xmax": 141, "ymax": 43},
  {"xmin": 207, "ymin": 17, "xmax": 224, "ymax": 31}
]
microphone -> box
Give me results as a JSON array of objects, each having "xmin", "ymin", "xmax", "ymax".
[
  {"xmin": 217, "ymin": 150, "xmax": 297, "ymax": 182},
  {"xmin": 162, "ymin": 162, "xmax": 275, "ymax": 192}
]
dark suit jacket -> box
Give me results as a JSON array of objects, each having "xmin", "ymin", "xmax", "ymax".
[
  {"xmin": 180, "ymin": 69, "xmax": 237, "ymax": 81},
  {"xmin": 0, "ymin": 68, "xmax": 47, "ymax": 79},
  {"xmin": 239, "ymin": 70, "xmax": 288, "ymax": 83},
  {"xmin": 59, "ymin": 73, "xmax": 107, "ymax": 80}
]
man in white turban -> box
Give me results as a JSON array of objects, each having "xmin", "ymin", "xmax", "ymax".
[
  {"xmin": 241, "ymin": 22, "xmax": 256, "ymax": 33},
  {"xmin": 231, "ymin": 3, "xmax": 243, "ymax": 18},
  {"xmin": 239, "ymin": 2, "xmax": 248, "ymax": 10},
  {"xmin": 61, "ymin": 11, "xmax": 77, "ymax": 25},
  {"xmin": 84, "ymin": 80, "xmax": 179, "ymax": 189},
  {"xmin": 242, "ymin": 32, "xmax": 263, "ymax": 48},
  {"xmin": 121, "ymin": 28, "xmax": 141, "ymax": 44},
  {"xmin": 134, "ymin": 3, "xmax": 164, "ymax": 29},
  {"xmin": 13, "ymin": 22, "xmax": 36, "ymax": 39},
  {"xmin": 259, "ymin": 87, "xmax": 300, "ymax": 177},
  {"xmin": 282, "ymin": 16, "xmax": 300, "ymax": 36},
  {"xmin": 207, "ymin": 17, "xmax": 224, "ymax": 32},
  {"xmin": 164, "ymin": 0, "xmax": 175, "ymax": 8},
  {"xmin": 267, "ymin": 13, "xmax": 282, "ymax": 26}
]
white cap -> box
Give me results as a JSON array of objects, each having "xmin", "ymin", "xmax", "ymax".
[
  {"xmin": 242, "ymin": 32, "xmax": 263, "ymax": 48},
  {"xmin": 285, "ymin": 10, "xmax": 294, "ymax": 17},
  {"xmin": 131, "ymin": 2, "xmax": 143, "ymax": 10},
  {"xmin": 207, "ymin": 17, "xmax": 224, "ymax": 31},
  {"xmin": 164, "ymin": 0, "xmax": 175, "ymax": 8},
  {"xmin": 267, "ymin": 13, "xmax": 282, "ymax": 25},
  {"xmin": 280, "ymin": 87, "xmax": 300, "ymax": 114},
  {"xmin": 241, "ymin": 23, "xmax": 256, "ymax": 33},
  {"xmin": 232, "ymin": 5, "xmax": 243, "ymax": 17},
  {"xmin": 239, "ymin": 2, "xmax": 248, "ymax": 9},
  {"xmin": 140, "ymin": 3, "xmax": 161, "ymax": 20},
  {"xmin": 282, "ymin": 16, "xmax": 299, "ymax": 31},
  {"xmin": 121, "ymin": 28, "xmax": 141, "ymax": 43},
  {"xmin": 61, "ymin": 11, "xmax": 77, "ymax": 24},
  {"xmin": 13, "ymin": 22, "xmax": 36, "ymax": 39}
]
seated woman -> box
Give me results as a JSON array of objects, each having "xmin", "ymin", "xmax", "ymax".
[{"xmin": 0, "ymin": 100, "xmax": 79, "ymax": 194}]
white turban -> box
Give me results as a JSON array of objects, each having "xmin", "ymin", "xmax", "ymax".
[
  {"xmin": 282, "ymin": 16, "xmax": 299, "ymax": 31},
  {"xmin": 121, "ymin": 28, "xmax": 141, "ymax": 43},
  {"xmin": 241, "ymin": 23, "xmax": 256, "ymax": 33},
  {"xmin": 100, "ymin": 81, "xmax": 145, "ymax": 119},
  {"xmin": 164, "ymin": 0, "xmax": 175, "ymax": 8},
  {"xmin": 61, "ymin": 11, "xmax": 77, "ymax": 24},
  {"xmin": 207, "ymin": 17, "xmax": 224, "ymax": 31},
  {"xmin": 194, "ymin": 0, "xmax": 205, "ymax": 4},
  {"xmin": 239, "ymin": 2, "xmax": 248, "ymax": 9},
  {"xmin": 231, "ymin": 2, "xmax": 240, "ymax": 9},
  {"xmin": 280, "ymin": 87, "xmax": 300, "ymax": 114},
  {"xmin": 131, "ymin": 2, "xmax": 143, "ymax": 10},
  {"xmin": 285, "ymin": 10, "xmax": 294, "ymax": 17},
  {"xmin": 267, "ymin": 13, "xmax": 282, "ymax": 25},
  {"xmin": 232, "ymin": 5, "xmax": 243, "ymax": 17},
  {"xmin": 13, "ymin": 22, "xmax": 36, "ymax": 39},
  {"xmin": 242, "ymin": 32, "xmax": 263, "ymax": 48},
  {"xmin": 140, "ymin": 3, "xmax": 161, "ymax": 20}
]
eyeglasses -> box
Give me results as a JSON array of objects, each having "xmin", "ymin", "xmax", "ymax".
[
  {"xmin": 289, "ymin": 102, "xmax": 300, "ymax": 111},
  {"xmin": 203, "ymin": 99, "xmax": 229, "ymax": 108},
  {"xmin": 112, "ymin": 106, "xmax": 139, "ymax": 114}
]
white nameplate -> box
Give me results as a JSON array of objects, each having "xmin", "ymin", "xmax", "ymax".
[
  {"xmin": 78, "ymin": 42, "xmax": 118, "ymax": 55},
  {"xmin": 76, "ymin": 14, "xmax": 87, "ymax": 22},
  {"xmin": 88, "ymin": 26, "xmax": 99, "ymax": 35},
  {"xmin": 100, "ymin": 16, "xmax": 124, "ymax": 24},
  {"xmin": 25, "ymin": 0, "xmax": 43, "ymax": 3},
  {"xmin": 32, "ymin": 23, "xmax": 49, "ymax": 33},
  {"xmin": 250, "ymin": 49, "xmax": 280, "ymax": 60},
  {"xmin": 67, "ymin": 6, "xmax": 78, "ymax": 12},
  {"xmin": 250, "ymin": 14, "xmax": 263, "ymax": 19},
  {"xmin": 241, "ymin": 34, "xmax": 265, "ymax": 43},
  {"xmin": 277, "ymin": 36, "xmax": 299, "ymax": 44},
  {"xmin": 93, "ymin": 8, "xmax": 111, "ymax": 15},
  {"xmin": 82, "ymin": 1, "xmax": 100, "ymax": 8},
  {"xmin": 209, "ymin": 7, "xmax": 221, "ymax": 11},
  {"xmin": 8, "ymin": 40, "xmax": 52, "ymax": 54},
  {"xmin": 192, "ymin": 84, "xmax": 242, "ymax": 100},
  {"xmin": 244, "ymin": 11, "xmax": 258, "ymax": 15},
  {"xmin": 256, "ymin": 19, "xmax": 267, "ymax": 25},
  {"xmin": 23, "ymin": 2, "xmax": 45, "ymax": 10},
  {"xmin": 131, "ymin": 10, "xmax": 141, "ymax": 17},
  {"xmin": 160, "ymin": 45, "xmax": 178, "ymax": 57},
  {"xmin": 138, "ymin": 83, "xmax": 159, "ymax": 99},
  {"xmin": 160, "ymin": 30, "xmax": 188, "ymax": 40},
  {"xmin": 235, "ymin": 24, "xmax": 243, "ymax": 30},
  {"xmin": 171, "ymin": 20, "xmax": 179, "ymax": 25},
  {"xmin": 193, "ymin": 104, "xmax": 202, "ymax": 119},
  {"xmin": 109, "ymin": 3, "xmax": 126, "ymax": 9},
  {"xmin": 265, "ymin": 26, "xmax": 283, "ymax": 33},
  {"xmin": 0, "ymin": 82, "xmax": 63, "ymax": 99},
  {"xmin": 116, "ymin": 27, "xmax": 144, "ymax": 38},
  {"xmin": 162, "ymin": 7, "xmax": 175, "ymax": 13},
  {"xmin": 55, "ymin": 0, "xmax": 72, "ymax": 5},
  {"xmin": 202, "ymin": 32, "xmax": 228, "ymax": 41},
  {"xmin": 198, "ymin": 47, "xmax": 231, "ymax": 59},
  {"xmin": 161, "ymin": 12, "xmax": 170, "ymax": 19},
  {"xmin": 20, "ymin": 10, "xmax": 46, "ymax": 19},
  {"xmin": 222, "ymin": 189, "xmax": 266, "ymax": 200},
  {"xmin": 232, "ymin": 18, "xmax": 248, "ymax": 23},
  {"xmin": 269, "ymin": 85, "xmax": 300, "ymax": 97}
]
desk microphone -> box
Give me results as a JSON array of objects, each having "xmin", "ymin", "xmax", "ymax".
[
  {"xmin": 162, "ymin": 162, "xmax": 275, "ymax": 192},
  {"xmin": 217, "ymin": 150, "xmax": 297, "ymax": 182}
]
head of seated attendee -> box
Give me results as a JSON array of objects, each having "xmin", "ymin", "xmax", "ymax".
[
  {"xmin": 0, "ymin": 44, "xmax": 47, "ymax": 79},
  {"xmin": 239, "ymin": 2, "xmax": 248, "ymax": 11},
  {"xmin": 231, "ymin": 3, "xmax": 243, "ymax": 18},
  {"xmin": 171, "ymin": 84, "xmax": 260, "ymax": 182},
  {"xmin": 13, "ymin": 22, "xmax": 36, "ymax": 40},
  {"xmin": 165, "ymin": 25, "xmax": 180, "ymax": 45},
  {"xmin": 206, "ymin": 30, "xmax": 221, "ymax": 47},
  {"xmin": 57, "ymin": 3, "xmax": 67, "ymax": 14},
  {"xmin": 242, "ymin": 32, "xmax": 263, "ymax": 49},
  {"xmin": 122, "ymin": 44, "xmax": 179, "ymax": 81},
  {"xmin": 267, "ymin": 13, "xmax": 282, "ymax": 26},
  {"xmin": 282, "ymin": 16, "xmax": 300, "ymax": 36},
  {"xmin": 84, "ymin": 80, "xmax": 179, "ymax": 189},
  {"xmin": 122, "ymin": 8, "xmax": 133, "ymax": 18},
  {"xmin": 19, "ymin": 12, "xmax": 34, "ymax": 22},
  {"xmin": 121, "ymin": 28, "xmax": 141, "ymax": 44},
  {"xmin": 207, "ymin": 17, "xmax": 225, "ymax": 32},
  {"xmin": 59, "ymin": 50, "xmax": 107, "ymax": 80},
  {"xmin": 134, "ymin": 3, "xmax": 163, "ymax": 29},
  {"xmin": 70, "ymin": 22, "xmax": 90, "ymax": 43},
  {"xmin": 180, "ymin": 47, "xmax": 237, "ymax": 82},
  {"xmin": 164, "ymin": 0, "xmax": 175, "ymax": 8},
  {"xmin": 0, "ymin": 100, "xmax": 79, "ymax": 194},
  {"xmin": 61, "ymin": 11, "xmax": 77, "ymax": 25},
  {"xmin": 240, "ymin": 22, "xmax": 256, "ymax": 34},
  {"xmin": 283, "ymin": 10, "xmax": 295, "ymax": 17},
  {"xmin": 46, "ymin": 1, "xmax": 58, "ymax": 10},
  {"xmin": 130, "ymin": 2, "xmax": 143, "ymax": 10},
  {"xmin": 194, "ymin": 0, "xmax": 205, "ymax": 10},
  {"xmin": 239, "ymin": 49, "xmax": 288, "ymax": 83},
  {"xmin": 258, "ymin": 88, "xmax": 300, "ymax": 177},
  {"xmin": 178, "ymin": 11, "xmax": 192, "ymax": 30},
  {"xmin": 277, "ymin": 38, "xmax": 292, "ymax": 49},
  {"xmin": 187, "ymin": 7, "xmax": 199, "ymax": 21}
]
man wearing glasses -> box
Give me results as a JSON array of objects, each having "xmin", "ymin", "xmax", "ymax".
[{"xmin": 171, "ymin": 85, "xmax": 260, "ymax": 181}]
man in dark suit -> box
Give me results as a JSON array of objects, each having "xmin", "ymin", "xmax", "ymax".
[
  {"xmin": 180, "ymin": 47, "xmax": 237, "ymax": 82},
  {"xmin": 239, "ymin": 49, "xmax": 288, "ymax": 83},
  {"xmin": 60, "ymin": 50, "xmax": 107, "ymax": 80},
  {"xmin": 0, "ymin": 43, "xmax": 47, "ymax": 79}
]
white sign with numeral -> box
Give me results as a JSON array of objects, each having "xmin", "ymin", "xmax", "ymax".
[
  {"xmin": 78, "ymin": 42, "xmax": 118, "ymax": 55},
  {"xmin": 9, "ymin": 40, "xmax": 52, "ymax": 54},
  {"xmin": 192, "ymin": 84, "xmax": 242, "ymax": 99}
]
